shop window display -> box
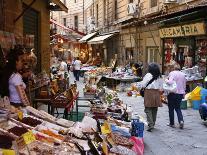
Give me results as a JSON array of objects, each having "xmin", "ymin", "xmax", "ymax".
[
  {"xmin": 164, "ymin": 39, "xmax": 193, "ymax": 69},
  {"xmin": 195, "ymin": 38, "xmax": 207, "ymax": 76}
]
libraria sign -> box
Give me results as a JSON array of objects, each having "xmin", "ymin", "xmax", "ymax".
[{"xmin": 159, "ymin": 22, "xmax": 206, "ymax": 38}]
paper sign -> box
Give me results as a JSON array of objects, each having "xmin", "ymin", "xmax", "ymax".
[
  {"xmin": 2, "ymin": 149, "xmax": 15, "ymax": 155},
  {"xmin": 101, "ymin": 121, "xmax": 111, "ymax": 134},
  {"xmin": 18, "ymin": 111, "xmax": 23, "ymax": 120},
  {"xmin": 22, "ymin": 131, "xmax": 36, "ymax": 145},
  {"xmin": 102, "ymin": 141, "xmax": 108, "ymax": 155}
]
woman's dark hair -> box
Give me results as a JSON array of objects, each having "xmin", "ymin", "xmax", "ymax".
[
  {"xmin": 0, "ymin": 46, "xmax": 24, "ymax": 97},
  {"xmin": 148, "ymin": 63, "xmax": 161, "ymax": 80}
]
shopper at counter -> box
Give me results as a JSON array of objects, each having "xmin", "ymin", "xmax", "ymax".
[
  {"xmin": 166, "ymin": 63, "xmax": 186, "ymax": 129},
  {"xmin": 134, "ymin": 63, "xmax": 163, "ymax": 132},
  {"xmin": 0, "ymin": 46, "xmax": 30, "ymax": 107}
]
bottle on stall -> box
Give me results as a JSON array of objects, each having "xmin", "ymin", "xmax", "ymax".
[{"xmin": 126, "ymin": 105, "xmax": 132, "ymax": 121}]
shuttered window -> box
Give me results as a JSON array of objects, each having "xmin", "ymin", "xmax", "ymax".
[{"xmin": 23, "ymin": 6, "xmax": 40, "ymax": 72}]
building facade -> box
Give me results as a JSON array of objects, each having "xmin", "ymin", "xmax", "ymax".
[
  {"xmin": 52, "ymin": 0, "xmax": 207, "ymax": 73},
  {"xmin": 0, "ymin": 0, "xmax": 67, "ymax": 72}
]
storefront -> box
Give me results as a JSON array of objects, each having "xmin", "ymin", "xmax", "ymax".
[
  {"xmin": 160, "ymin": 21, "xmax": 207, "ymax": 76},
  {"xmin": 88, "ymin": 32, "xmax": 119, "ymax": 66}
]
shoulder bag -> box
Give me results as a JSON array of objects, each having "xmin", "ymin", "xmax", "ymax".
[{"xmin": 140, "ymin": 77, "xmax": 155, "ymax": 97}]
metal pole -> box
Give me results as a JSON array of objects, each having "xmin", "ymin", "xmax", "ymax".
[{"xmin": 83, "ymin": 0, "xmax": 85, "ymax": 25}]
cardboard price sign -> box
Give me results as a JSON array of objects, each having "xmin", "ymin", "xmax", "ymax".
[
  {"xmin": 2, "ymin": 149, "xmax": 15, "ymax": 155},
  {"xmin": 16, "ymin": 131, "xmax": 36, "ymax": 150},
  {"xmin": 18, "ymin": 111, "xmax": 23, "ymax": 120},
  {"xmin": 22, "ymin": 131, "xmax": 36, "ymax": 145}
]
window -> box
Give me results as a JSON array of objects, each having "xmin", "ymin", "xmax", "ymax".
[
  {"xmin": 96, "ymin": 4, "xmax": 98, "ymax": 26},
  {"xmin": 151, "ymin": 0, "xmax": 157, "ymax": 8},
  {"xmin": 63, "ymin": 18, "xmax": 66, "ymax": 26},
  {"xmin": 125, "ymin": 48, "xmax": 134, "ymax": 61},
  {"xmin": 74, "ymin": 16, "xmax": 78, "ymax": 30},
  {"xmin": 147, "ymin": 47, "xmax": 159, "ymax": 63},
  {"xmin": 114, "ymin": 0, "xmax": 118, "ymax": 20},
  {"xmin": 74, "ymin": 0, "xmax": 77, "ymax": 3}
]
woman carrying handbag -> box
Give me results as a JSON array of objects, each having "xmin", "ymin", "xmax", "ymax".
[
  {"xmin": 165, "ymin": 63, "xmax": 186, "ymax": 129},
  {"xmin": 133, "ymin": 63, "xmax": 163, "ymax": 132}
]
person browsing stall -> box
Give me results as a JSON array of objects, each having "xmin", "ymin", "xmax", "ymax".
[{"xmin": 0, "ymin": 46, "xmax": 30, "ymax": 107}]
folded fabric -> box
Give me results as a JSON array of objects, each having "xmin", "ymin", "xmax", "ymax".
[
  {"xmin": 110, "ymin": 145, "xmax": 136, "ymax": 155},
  {"xmin": 111, "ymin": 124, "xmax": 131, "ymax": 137}
]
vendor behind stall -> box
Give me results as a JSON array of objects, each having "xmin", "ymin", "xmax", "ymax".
[
  {"xmin": 0, "ymin": 46, "xmax": 30, "ymax": 107},
  {"xmin": 132, "ymin": 63, "xmax": 142, "ymax": 77}
]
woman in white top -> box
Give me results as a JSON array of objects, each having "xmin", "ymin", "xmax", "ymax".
[
  {"xmin": 0, "ymin": 47, "xmax": 30, "ymax": 107},
  {"xmin": 134, "ymin": 63, "xmax": 163, "ymax": 132},
  {"xmin": 73, "ymin": 57, "xmax": 82, "ymax": 81}
]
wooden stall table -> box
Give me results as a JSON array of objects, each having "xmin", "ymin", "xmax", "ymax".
[
  {"xmin": 27, "ymin": 81, "xmax": 51, "ymax": 113},
  {"xmin": 104, "ymin": 75, "xmax": 139, "ymax": 91},
  {"xmin": 75, "ymin": 96, "xmax": 97, "ymax": 121}
]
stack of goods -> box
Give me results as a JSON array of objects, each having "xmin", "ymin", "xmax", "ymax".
[
  {"xmin": 83, "ymin": 84, "xmax": 97, "ymax": 98},
  {"xmin": 181, "ymin": 66, "xmax": 203, "ymax": 81},
  {"xmin": 186, "ymin": 86, "xmax": 207, "ymax": 110},
  {"xmin": 127, "ymin": 84, "xmax": 141, "ymax": 97},
  {"xmin": 84, "ymin": 67, "xmax": 112, "ymax": 78},
  {"xmin": 29, "ymin": 71, "xmax": 50, "ymax": 90}
]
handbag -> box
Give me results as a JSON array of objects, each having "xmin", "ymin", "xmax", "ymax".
[
  {"xmin": 163, "ymin": 81, "xmax": 177, "ymax": 93},
  {"xmin": 140, "ymin": 77, "xmax": 155, "ymax": 97}
]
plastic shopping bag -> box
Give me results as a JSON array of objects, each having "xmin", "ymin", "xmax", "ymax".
[{"xmin": 163, "ymin": 81, "xmax": 177, "ymax": 93}]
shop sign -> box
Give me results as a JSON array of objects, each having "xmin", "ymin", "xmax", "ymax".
[{"xmin": 159, "ymin": 22, "xmax": 206, "ymax": 38}]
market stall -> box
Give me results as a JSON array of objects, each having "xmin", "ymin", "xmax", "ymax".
[{"xmin": 0, "ymin": 87, "xmax": 145, "ymax": 155}]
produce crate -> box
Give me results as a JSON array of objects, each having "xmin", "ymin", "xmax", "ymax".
[{"xmin": 180, "ymin": 99, "xmax": 187, "ymax": 110}]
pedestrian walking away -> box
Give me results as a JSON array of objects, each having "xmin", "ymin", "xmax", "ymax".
[
  {"xmin": 165, "ymin": 63, "xmax": 186, "ymax": 129},
  {"xmin": 133, "ymin": 63, "xmax": 163, "ymax": 132},
  {"xmin": 73, "ymin": 57, "xmax": 82, "ymax": 81}
]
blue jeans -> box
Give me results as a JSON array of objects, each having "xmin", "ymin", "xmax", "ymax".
[
  {"xmin": 167, "ymin": 93, "xmax": 184, "ymax": 125},
  {"xmin": 73, "ymin": 70, "xmax": 80, "ymax": 81}
]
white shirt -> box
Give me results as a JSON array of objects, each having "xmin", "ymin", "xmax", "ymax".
[
  {"xmin": 136, "ymin": 73, "xmax": 163, "ymax": 90},
  {"xmin": 73, "ymin": 60, "xmax": 81, "ymax": 70},
  {"xmin": 60, "ymin": 61, "xmax": 68, "ymax": 72},
  {"xmin": 9, "ymin": 73, "xmax": 26, "ymax": 103}
]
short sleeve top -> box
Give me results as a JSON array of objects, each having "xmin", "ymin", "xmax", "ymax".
[{"xmin": 9, "ymin": 73, "xmax": 26, "ymax": 104}]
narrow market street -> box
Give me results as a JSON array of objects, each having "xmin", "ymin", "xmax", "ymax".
[{"xmin": 63, "ymin": 75, "xmax": 207, "ymax": 155}]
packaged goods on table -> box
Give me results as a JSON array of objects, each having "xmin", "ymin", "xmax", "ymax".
[
  {"xmin": 35, "ymin": 125, "xmax": 65, "ymax": 141},
  {"xmin": 56, "ymin": 118, "xmax": 75, "ymax": 128},
  {"xmin": 17, "ymin": 116, "xmax": 42, "ymax": 127},
  {"xmin": 26, "ymin": 106, "xmax": 57, "ymax": 123},
  {"xmin": 0, "ymin": 134, "xmax": 15, "ymax": 149}
]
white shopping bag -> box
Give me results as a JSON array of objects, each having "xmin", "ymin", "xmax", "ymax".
[{"xmin": 163, "ymin": 81, "xmax": 177, "ymax": 93}]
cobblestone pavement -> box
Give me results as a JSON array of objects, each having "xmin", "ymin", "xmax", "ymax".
[
  {"xmin": 41, "ymin": 74, "xmax": 207, "ymax": 155},
  {"xmin": 118, "ymin": 93, "xmax": 207, "ymax": 155}
]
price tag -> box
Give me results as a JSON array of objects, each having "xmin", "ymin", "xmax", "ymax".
[
  {"xmin": 102, "ymin": 141, "xmax": 108, "ymax": 155},
  {"xmin": 22, "ymin": 131, "xmax": 36, "ymax": 145},
  {"xmin": 2, "ymin": 149, "xmax": 15, "ymax": 155},
  {"xmin": 18, "ymin": 111, "xmax": 23, "ymax": 120},
  {"xmin": 101, "ymin": 121, "xmax": 111, "ymax": 134}
]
